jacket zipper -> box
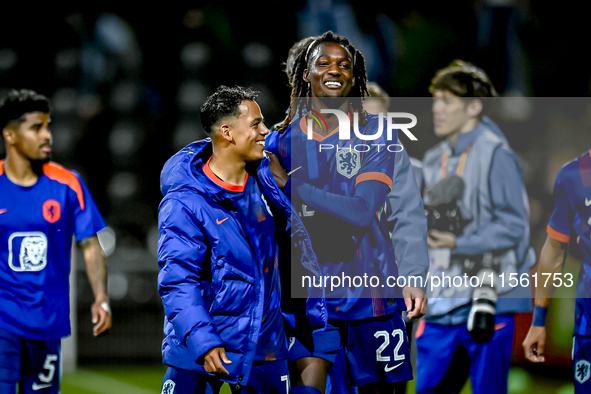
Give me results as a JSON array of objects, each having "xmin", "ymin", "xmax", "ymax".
[{"xmin": 236, "ymin": 375, "xmax": 244, "ymax": 390}]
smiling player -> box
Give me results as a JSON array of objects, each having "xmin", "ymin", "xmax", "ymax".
[
  {"xmin": 267, "ymin": 31, "xmax": 428, "ymax": 394},
  {"xmin": 157, "ymin": 85, "xmax": 329, "ymax": 393}
]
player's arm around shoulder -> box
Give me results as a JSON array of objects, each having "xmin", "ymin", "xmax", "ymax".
[{"xmin": 79, "ymin": 235, "xmax": 112, "ymax": 337}]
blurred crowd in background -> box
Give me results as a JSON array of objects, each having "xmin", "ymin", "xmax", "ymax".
[{"xmin": 1, "ymin": 0, "xmax": 590, "ymax": 382}]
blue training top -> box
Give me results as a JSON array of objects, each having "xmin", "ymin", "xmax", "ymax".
[
  {"xmin": 266, "ymin": 113, "xmax": 404, "ymax": 320},
  {"xmin": 547, "ymin": 150, "xmax": 591, "ymax": 336},
  {"xmin": 0, "ymin": 161, "xmax": 106, "ymax": 341}
]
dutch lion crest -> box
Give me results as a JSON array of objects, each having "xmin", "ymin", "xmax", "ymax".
[
  {"xmin": 576, "ymin": 360, "xmax": 591, "ymax": 384},
  {"xmin": 336, "ymin": 148, "xmax": 360, "ymax": 179},
  {"xmin": 20, "ymin": 235, "xmax": 47, "ymax": 269},
  {"xmin": 162, "ymin": 379, "xmax": 176, "ymax": 394}
]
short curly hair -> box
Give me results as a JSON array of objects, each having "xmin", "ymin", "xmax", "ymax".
[
  {"xmin": 0, "ymin": 89, "xmax": 50, "ymax": 130},
  {"xmin": 200, "ymin": 85, "xmax": 258, "ymax": 134}
]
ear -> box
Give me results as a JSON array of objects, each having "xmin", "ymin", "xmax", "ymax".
[
  {"xmin": 2, "ymin": 126, "xmax": 15, "ymax": 145},
  {"xmin": 218, "ymin": 123, "xmax": 233, "ymax": 142},
  {"xmin": 303, "ymin": 69, "xmax": 310, "ymax": 83},
  {"xmin": 467, "ymin": 99, "xmax": 483, "ymax": 118}
]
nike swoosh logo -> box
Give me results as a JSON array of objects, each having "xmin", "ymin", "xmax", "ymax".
[
  {"xmin": 384, "ymin": 362, "xmax": 404, "ymax": 372},
  {"xmin": 216, "ymin": 217, "xmax": 229, "ymax": 225},
  {"xmin": 586, "ymin": 198, "xmax": 591, "ymax": 206},
  {"xmin": 32, "ymin": 382, "xmax": 52, "ymax": 391},
  {"xmin": 0, "ymin": 209, "xmax": 6, "ymax": 214}
]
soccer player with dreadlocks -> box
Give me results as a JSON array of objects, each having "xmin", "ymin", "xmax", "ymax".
[{"xmin": 266, "ymin": 31, "xmax": 428, "ymax": 394}]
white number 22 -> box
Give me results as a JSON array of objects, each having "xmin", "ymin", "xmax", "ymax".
[{"xmin": 374, "ymin": 329, "xmax": 405, "ymax": 362}]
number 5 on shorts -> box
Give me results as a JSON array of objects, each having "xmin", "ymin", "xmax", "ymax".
[{"xmin": 38, "ymin": 354, "xmax": 58, "ymax": 383}]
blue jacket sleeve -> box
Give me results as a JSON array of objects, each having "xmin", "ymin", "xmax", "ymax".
[
  {"xmin": 387, "ymin": 148, "xmax": 430, "ymax": 286},
  {"xmin": 291, "ymin": 177, "xmax": 389, "ymax": 227},
  {"xmin": 454, "ymin": 147, "xmax": 528, "ymax": 255},
  {"xmin": 158, "ymin": 197, "xmax": 224, "ymax": 362}
]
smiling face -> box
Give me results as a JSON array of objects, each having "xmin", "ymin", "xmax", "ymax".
[
  {"xmin": 304, "ymin": 42, "xmax": 355, "ymax": 99},
  {"xmin": 228, "ymin": 100, "xmax": 268, "ymax": 162},
  {"xmin": 3, "ymin": 112, "xmax": 52, "ymax": 162}
]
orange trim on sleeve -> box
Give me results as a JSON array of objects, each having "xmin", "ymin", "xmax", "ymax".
[
  {"xmin": 547, "ymin": 225, "xmax": 570, "ymax": 243},
  {"xmin": 355, "ymin": 172, "xmax": 393, "ymax": 189},
  {"xmin": 0, "ymin": 160, "xmax": 4, "ymax": 176},
  {"xmin": 202, "ymin": 157, "xmax": 248, "ymax": 192},
  {"xmin": 43, "ymin": 162, "xmax": 85, "ymax": 210},
  {"xmin": 415, "ymin": 319, "xmax": 426, "ymax": 339}
]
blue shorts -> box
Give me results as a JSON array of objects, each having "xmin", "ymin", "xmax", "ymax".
[
  {"xmin": 415, "ymin": 314, "xmax": 514, "ymax": 394},
  {"xmin": 573, "ymin": 335, "xmax": 591, "ymax": 393},
  {"xmin": 284, "ymin": 313, "xmax": 341, "ymax": 365},
  {"xmin": 0, "ymin": 329, "xmax": 61, "ymax": 394},
  {"xmin": 287, "ymin": 313, "xmax": 412, "ymax": 386},
  {"xmin": 162, "ymin": 359, "xmax": 290, "ymax": 394},
  {"xmin": 330, "ymin": 313, "xmax": 413, "ymax": 387}
]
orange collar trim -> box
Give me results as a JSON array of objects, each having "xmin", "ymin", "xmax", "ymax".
[{"xmin": 202, "ymin": 157, "xmax": 248, "ymax": 192}]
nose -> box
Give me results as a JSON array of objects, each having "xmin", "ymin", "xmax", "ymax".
[
  {"xmin": 260, "ymin": 123, "xmax": 269, "ymax": 136},
  {"xmin": 327, "ymin": 63, "xmax": 341, "ymax": 76},
  {"xmin": 432, "ymin": 98, "xmax": 444, "ymax": 115},
  {"xmin": 41, "ymin": 126, "xmax": 52, "ymax": 141}
]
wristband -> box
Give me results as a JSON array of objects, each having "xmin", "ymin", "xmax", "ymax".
[
  {"xmin": 532, "ymin": 305, "xmax": 547, "ymax": 327},
  {"xmin": 101, "ymin": 302, "xmax": 112, "ymax": 314}
]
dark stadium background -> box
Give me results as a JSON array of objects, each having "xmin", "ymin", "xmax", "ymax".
[{"xmin": 1, "ymin": 2, "xmax": 589, "ymax": 393}]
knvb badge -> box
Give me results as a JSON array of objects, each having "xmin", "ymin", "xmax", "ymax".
[{"xmin": 306, "ymin": 109, "xmax": 418, "ymax": 153}]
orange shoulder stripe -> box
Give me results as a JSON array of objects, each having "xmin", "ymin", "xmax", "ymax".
[
  {"xmin": 43, "ymin": 162, "xmax": 85, "ymax": 210},
  {"xmin": 547, "ymin": 225, "xmax": 569, "ymax": 243},
  {"xmin": 355, "ymin": 171, "xmax": 394, "ymax": 189},
  {"xmin": 0, "ymin": 160, "xmax": 4, "ymax": 176}
]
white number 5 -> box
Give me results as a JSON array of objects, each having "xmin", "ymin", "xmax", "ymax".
[{"xmin": 38, "ymin": 354, "xmax": 58, "ymax": 383}]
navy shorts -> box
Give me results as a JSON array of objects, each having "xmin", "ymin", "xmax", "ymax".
[
  {"xmin": 415, "ymin": 314, "xmax": 514, "ymax": 394},
  {"xmin": 0, "ymin": 329, "xmax": 61, "ymax": 394},
  {"xmin": 161, "ymin": 359, "xmax": 290, "ymax": 394},
  {"xmin": 330, "ymin": 313, "xmax": 413, "ymax": 387},
  {"xmin": 573, "ymin": 335, "xmax": 591, "ymax": 393},
  {"xmin": 284, "ymin": 313, "xmax": 341, "ymax": 365},
  {"xmin": 291, "ymin": 313, "xmax": 412, "ymax": 389}
]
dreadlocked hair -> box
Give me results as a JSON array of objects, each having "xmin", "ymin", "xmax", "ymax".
[{"xmin": 277, "ymin": 31, "xmax": 369, "ymax": 132}]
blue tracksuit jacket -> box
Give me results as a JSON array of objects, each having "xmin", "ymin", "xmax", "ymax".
[{"xmin": 157, "ymin": 139, "xmax": 328, "ymax": 385}]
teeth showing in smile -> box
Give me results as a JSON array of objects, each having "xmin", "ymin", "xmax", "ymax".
[
  {"xmin": 325, "ymin": 81, "xmax": 342, "ymax": 87},
  {"xmin": 256, "ymin": 141, "xmax": 265, "ymax": 146}
]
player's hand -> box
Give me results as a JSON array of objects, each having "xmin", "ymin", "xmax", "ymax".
[
  {"xmin": 265, "ymin": 151, "xmax": 288, "ymax": 189},
  {"xmin": 427, "ymin": 230, "xmax": 456, "ymax": 249},
  {"xmin": 402, "ymin": 286, "xmax": 428, "ymax": 319},
  {"xmin": 523, "ymin": 325, "xmax": 546, "ymax": 363},
  {"xmin": 204, "ymin": 347, "xmax": 232, "ymax": 375},
  {"xmin": 91, "ymin": 295, "xmax": 112, "ymax": 337}
]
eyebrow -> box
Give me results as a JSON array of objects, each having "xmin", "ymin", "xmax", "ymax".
[
  {"xmin": 252, "ymin": 116, "xmax": 264, "ymax": 124},
  {"xmin": 317, "ymin": 54, "xmax": 352, "ymax": 62}
]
